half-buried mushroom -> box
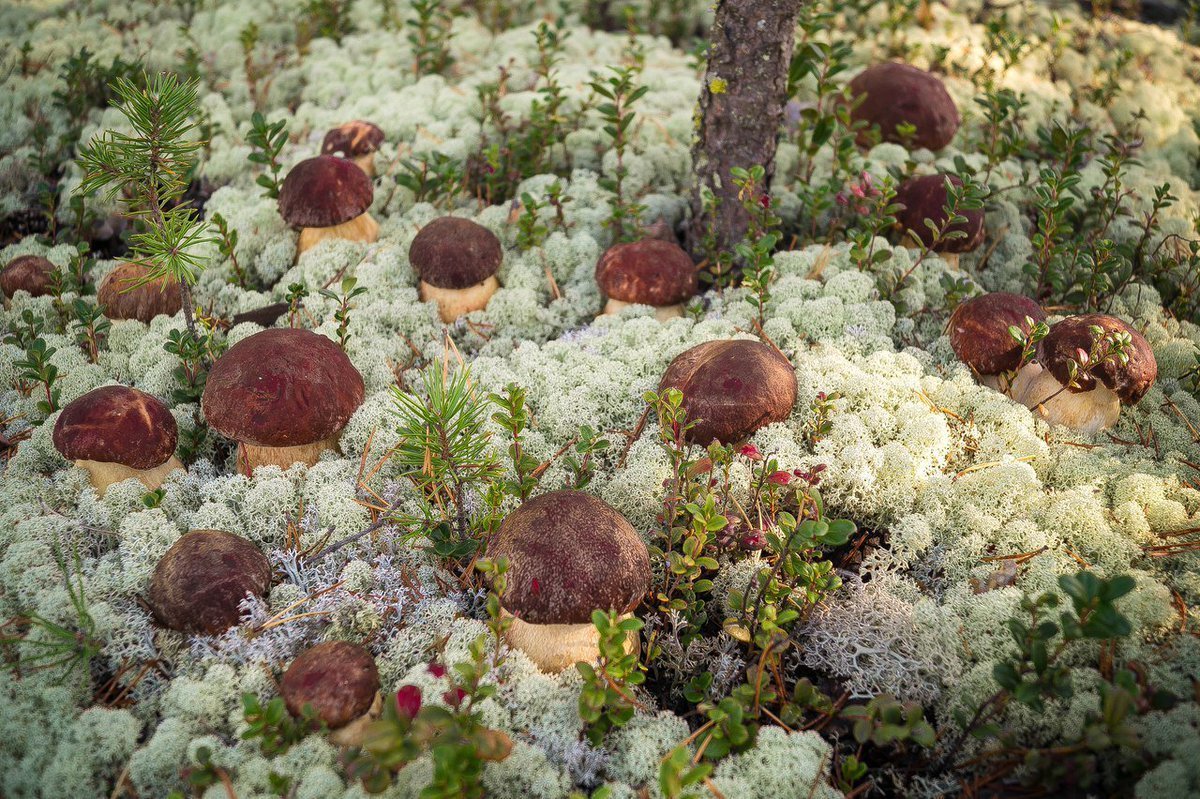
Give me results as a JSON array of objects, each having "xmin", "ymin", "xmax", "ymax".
[
  {"xmin": 321, "ymin": 120, "xmax": 384, "ymax": 178},
  {"xmin": 486, "ymin": 490, "xmax": 650, "ymax": 673},
  {"xmin": 1, "ymin": 255, "xmax": 55, "ymax": 299},
  {"xmin": 278, "ymin": 155, "xmax": 379, "ymax": 258},
  {"xmin": 595, "ymin": 238, "xmax": 698, "ymax": 321},
  {"xmin": 948, "ymin": 293, "xmax": 1046, "ymax": 392},
  {"xmin": 98, "ymin": 261, "xmax": 183, "ymax": 322},
  {"xmin": 894, "ymin": 174, "xmax": 984, "ymax": 269},
  {"xmin": 281, "ymin": 641, "xmax": 382, "ymax": 746},
  {"xmin": 848, "ymin": 62, "xmax": 960, "ymax": 151},
  {"xmin": 148, "ymin": 529, "xmax": 272, "ymax": 635},
  {"xmin": 409, "ymin": 217, "xmax": 502, "ymax": 323}
]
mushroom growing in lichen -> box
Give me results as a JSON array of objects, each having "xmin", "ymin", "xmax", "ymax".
[
  {"xmin": 1, "ymin": 255, "xmax": 55, "ymax": 299},
  {"xmin": 948, "ymin": 292, "xmax": 1046, "ymax": 392},
  {"xmin": 278, "ymin": 155, "xmax": 379, "ymax": 258},
  {"xmin": 595, "ymin": 238, "xmax": 698, "ymax": 321},
  {"xmin": 894, "ymin": 174, "xmax": 984, "ymax": 269},
  {"xmin": 847, "ymin": 62, "xmax": 960, "ymax": 150},
  {"xmin": 97, "ymin": 261, "xmax": 182, "ymax": 322},
  {"xmin": 281, "ymin": 641, "xmax": 382, "ymax": 746},
  {"xmin": 321, "ymin": 120, "xmax": 384, "ymax": 178},
  {"xmin": 148, "ymin": 529, "xmax": 272, "ymax": 635},
  {"xmin": 409, "ymin": 216, "xmax": 503, "ymax": 322}
]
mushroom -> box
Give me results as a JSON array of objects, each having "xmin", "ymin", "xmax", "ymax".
[
  {"xmin": 409, "ymin": 217, "xmax": 502, "ymax": 323},
  {"xmin": 595, "ymin": 238, "xmax": 698, "ymax": 321},
  {"xmin": 894, "ymin": 174, "xmax": 984, "ymax": 269},
  {"xmin": 321, "ymin": 120, "xmax": 384, "ymax": 178},
  {"xmin": 659, "ymin": 339, "xmax": 798, "ymax": 445},
  {"xmin": 1009, "ymin": 314, "xmax": 1157, "ymax": 434},
  {"xmin": 98, "ymin": 261, "xmax": 182, "ymax": 322},
  {"xmin": 1, "ymin": 254, "xmax": 55, "ymax": 299},
  {"xmin": 278, "ymin": 155, "xmax": 379, "ymax": 258},
  {"xmin": 948, "ymin": 292, "xmax": 1046, "ymax": 392},
  {"xmin": 52, "ymin": 385, "xmax": 185, "ymax": 495},
  {"xmin": 202, "ymin": 328, "xmax": 365, "ymax": 475},
  {"xmin": 148, "ymin": 529, "xmax": 272, "ymax": 635},
  {"xmin": 848, "ymin": 62, "xmax": 960, "ymax": 151},
  {"xmin": 486, "ymin": 490, "xmax": 650, "ymax": 673},
  {"xmin": 281, "ymin": 641, "xmax": 382, "ymax": 746}
]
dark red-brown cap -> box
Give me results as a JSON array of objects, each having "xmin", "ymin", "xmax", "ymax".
[
  {"xmin": 848, "ymin": 63, "xmax": 960, "ymax": 151},
  {"xmin": 53, "ymin": 385, "xmax": 178, "ymax": 469},
  {"xmin": 148, "ymin": 530, "xmax": 272, "ymax": 635},
  {"xmin": 278, "ymin": 156, "xmax": 373, "ymax": 228},
  {"xmin": 659, "ymin": 340, "xmax": 798, "ymax": 445},
  {"xmin": 1035, "ymin": 314, "xmax": 1157, "ymax": 404},
  {"xmin": 487, "ymin": 490, "xmax": 650, "ymax": 625},
  {"xmin": 409, "ymin": 217, "xmax": 503, "ymax": 290},
  {"xmin": 98, "ymin": 261, "xmax": 183, "ymax": 322},
  {"xmin": 282, "ymin": 641, "xmax": 380, "ymax": 728},
  {"xmin": 321, "ymin": 121, "xmax": 384, "ymax": 159},
  {"xmin": 1, "ymin": 255, "xmax": 55, "ymax": 298},
  {"xmin": 895, "ymin": 174, "xmax": 984, "ymax": 253},
  {"xmin": 202, "ymin": 328, "xmax": 365, "ymax": 448},
  {"xmin": 949, "ymin": 293, "xmax": 1046, "ymax": 376},
  {"xmin": 595, "ymin": 239, "xmax": 698, "ymax": 307}
]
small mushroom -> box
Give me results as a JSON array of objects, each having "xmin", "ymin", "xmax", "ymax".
[
  {"xmin": 202, "ymin": 328, "xmax": 365, "ymax": 474},
  {"xmin": 659, "ymin": 339, "xmax": 798, "ymax": 445},
  {"xmin": 98, "ymin": 261, "xmax": 182, "ymax": 322},
  {"xmin": 948, "ymin": 292, "xmax": 1046, "ymax": 392},
  {"xmin": 409, "ymin": 217, "xmax": 502, "ymax": 322},
  {"xmin": 282, "ymin": 641, "xmax": 382, "ymax": 746},
  {"xmin": 848, "ymin": 62, "xmax": 960, "ymax": 151},
  {"xmin": 486, "ymin": 490, "xmax": 650, "ymax": 673},
  {"xmin": 1, "ymin": 255, "xmax": 55, "ymax": 299},
  {"xmin": 52, "ymin": 385, "xmax": 184, "ymax": 495},
  {"xmin": 894, "ymin": 174, "xmax": 984, "ymax": 269},
  {"xmin": 321, "ymin": 120, "xmax": 384, "ymax": 178},
  {"xmin": 148, "ymin": 529, "xmax": 272, "ymax": 635},
  {"xmin": 1009, "ymin": 314, "xmax": 1157, "ymax": 434},
  {"xmin": 595, "ymin": 238, "xmax": 698, "ymax": 321},
  {"xmin": 278, "ymin": 155, "xmax": 379, "ymax": 258}
]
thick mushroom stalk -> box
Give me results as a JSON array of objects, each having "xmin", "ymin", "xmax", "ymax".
[
  {"xmin": 148, "ymin": 530, "xmax": 272, "ymax": 635},
  {"xmin": 282, "ymin": 641, "xmax": 382, "ymax": 747},
  {"xmin": 848, "ymin": 62, "xmax": 960, "ymax": 151},
  {"xmin": 948, "ymin": 292, "xmax": 1046, "ymax": 393},
  {"xmin": 596, "ymin": 238, "xmax": 697, "ymax": 321},
  {"xmin": 278, "ymin": 156, "xmax": 378, "ymax": 259},
  {"xmin": 296, "ymin": 213, "xmax": 380, "ymax": 255},
  {"xmin": 503, "ymin": 612, "xmax": 638, "ymax": 674},
  {"xmin": 409, "ymin": 217, "xmax": 503, "ymax": 323}
]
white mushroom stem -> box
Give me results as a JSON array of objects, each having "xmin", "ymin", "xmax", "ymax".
[
  {"xmin": 297, "ymin": 212, "xmax": 380, "ymax": 257},
  {"xmin": 352, "ymin": 153, "xmax": 376, "ymax": 179},
  {"xmin": 419, "ymin": 276, "xmax": 500, "ymax": 323},
  {"xmin": 602, "ymin": 298, "xmax": 685, "ymax": 322},
  {"xmin": 328, "ymin": 691, "xmax": 383, "ymax": 748},
  {"xmin": 76, "ymin": 456, "xmax": 185, "ymax": 495},
  {"xmin": 238, "ymin": 435, "xmax": 341, "ymax": 475},
  {"xmin": 503, "ymin": 610, "xmax": 637, "ymax": 674},
  {"xmin": 1009, "ymin": 361, "xmax": 1121, "ymax": 434}
]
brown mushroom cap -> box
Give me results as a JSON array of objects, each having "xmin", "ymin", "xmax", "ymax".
[
  {"xmin": 595, "ymin": 239, "xmax": 698, "ymax": 307},
  {"xmin": 202, "ymin": 328, "xmax": 365, "ymax": 448},
  {"xmin": 1035, "ymin": 314, "xmax": 1157, "ymax": 404},
  {"xmin": 487, "ymin": 490, "xmax": 650, "ymax": 625},
  {"xmin": 53, "ymin": 385, "xmax": 178, "ymax": 469},
  {"xmin": 321, "ymin": 121, "xmax": 384, "ymax": 159},
  {"xmin": 281, "ymin": 641, "xmax": 380, "ymax": 728},
  {"xmin": 949, "ymin": 293, "xmax": 1046, "ymax": 376},
  {"xmin": 98, "ymin": 261, "xmax": 183, "ymax": 322},
  {"xmin": 148, "ymin": 530, "xmax": 272, "ymax": 635},
  {"xmin": 409, "ymin": 217, "xmax": 503, "ymax": 290},
  {"xmin": 848, "ymin": 62, "xmax": 960, "ymax": 151},
  {"xmin": 894, "ymin": 174, "xmax": 984, "ymax": 253},
  {"xmin": 1, "ymin": 255, "xmax": 55, "ymax": 298},
  {"xmin": 659, "ymin": 340, "xmax": 798, "ymax": 445},
  {"xmin": 278, "ymin": 156, "xmax": 373, "ymax": 228}
]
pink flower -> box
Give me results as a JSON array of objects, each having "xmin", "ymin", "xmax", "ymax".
[
  {"xmin": 395, "ymin": 685, "xmax": 422, "ymax": 719},
  {"xmin": 427, "ymin": 662, "xmax": 446, "ymax": 678},
  {"xmin": 740, "ymin": 529, "xmax": 767, "ymax": 551},
  {"xmin": 443, "ymin": 687, "xmax": 467, "ymax": 708},
  {"xmin": 740, "ymin": 444, "xmax": 763, "ymax": 461},
  {"xmin": 768, "ymin": 470, "xmax": 793, "ymax": 486}
]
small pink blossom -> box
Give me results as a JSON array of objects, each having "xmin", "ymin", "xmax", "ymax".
[
  {"xmin": 427, "ymin": 662, "xmax": 446, "ymax": 678},
  {"xmin": 443, "ymin": 687, "xmax": 467, "ymax": 708},
  {"xmin": 740, "ymin": 444, "xmax": 763, "ymax": 461},
  {"xmin": 768, "ymin": 470, "xmax": 793, "ymax": 486},
  {"xmin": 395, "ymin": 685, "xmax": 422, "ymax": 719}
]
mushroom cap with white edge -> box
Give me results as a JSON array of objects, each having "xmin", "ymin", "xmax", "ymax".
[
  {"xmin": 278, "ymin": 155, "xmax": 373, "ymax": 228},
  {"xmin": 53, "ymin": 385, "xmax": 177, "ymax": 469},
  {"xmin": 1035, "ymin": 314, "xmax": 1157, "ymax": 405},
  {"xmin": 949, "ymin": 292, "xmax": 1046, "ymax": 377},
  {"xmin": 595, "ymin": 238, "xmax": 698, "ymax": 307},
  {"xmin": 409, "ymin": 216, "xmax": 503, "ymax": 290}
]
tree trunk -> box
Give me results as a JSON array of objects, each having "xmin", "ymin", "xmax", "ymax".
[{"xmin": 687, "ymin": 0, "xmax": 802, "ymax": 261}]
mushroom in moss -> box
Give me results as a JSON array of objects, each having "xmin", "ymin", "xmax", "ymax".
[
  {"xmin": 282, "ymin": 641, "xmax": 382, "ymax": 746},
  {"xmin": 847, "ymin": 62, "xmax": 960, "ymax": 151},
  {"xmin": 409, "ymin": 217, "xmax": 503, "ymax": 323},
  {"xmin": 1009, "ymin": 314, "xmax": 1157, "ymax": 434},
  {"xmin": 202, "ymin": 328, "xmax": 365, "ymax": 474},
  {"xmin": 659, "ymin": 339, "xmax": 798, "ymax": 445},
  {"xmin": 595, "ymin": 238, "xmax": 698, "ymax": 321},
  {"xmin": 486, "ymin": 490, "xmax": 650, "ymax": 674},
  {"xmin": 53, "ymin": 385, "xmax": 185, "ymax": 495},
  {"xmin": 278, "ymin": 155, "xmax": 379, "ymax": 258},
  {"xmin": 148, "ymin": 529, "xmax": 271, "ymax": 635},
  {"xmin": 949, "ymin": 292, "xmax": 1047, "ymax": 392},
  {"xmin": 321, "ymin": 120, "xmax": 384, "ymax": 178},
  {"xmin": 1, "ymin": 255, "xmax": 55, "ymax": 299},
  {"xmin": 98, "ymin": 261, "xmax": 182, "ymax": 322},
  {"xmin": 894, "ymin": 174, "xmax": 984, "ymax": 269}
]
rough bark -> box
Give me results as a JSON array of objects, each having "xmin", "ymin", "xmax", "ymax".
[{"xmin": 687, "ymin": 0, "xmax": 802, "ymax": 260}]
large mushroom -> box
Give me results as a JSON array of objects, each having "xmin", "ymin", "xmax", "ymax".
[
  {"xmin": 2, "ymin": 255, "xmax": 55, "ymax": 299},
  {"xmin": 278, "ymin": 155, "xmax": 379, "ymax": 258},
  {"xmin": 201, "ymin": 328, "xmax": 365, "ymax": 474},
  {"xmin": 659, "ymin": 339, "xmax": 798, "ymax": 445},
  {"xmin": 848, "ymin": 62, "xmax": 960, "ymax": 151},
  {"xmin": 148, "ymin": 529, "xmax": 272, "ymax": 635},
  {"xmin": 595, "ymin": 238, "xmax": 698, "ymax": 321},
  {"xmin": 948, "ymin": 293, "xmax": 1047, "ymax": 392},
  {"xmin": 321, "ymin": 120, "xmax": 384, "ymax": 178},
  {"xmin": 486, "ymin": 490, "xmax": 650, "ymax": 673},
  {"xmin": 53, "ymin": 385, "xmax": 184, "ymax": 495},
  {"xmin": 281, "ymin": 641, "xmax": 383, "ymax": 746},
  {"xmin": 98, "ymin": 261, "xmax": 182, "ymax": 322},
  {"xmin": 894, "ymin": 174, "xmax": 984, "ymax": 268},
  {"xmin": 409, "ymin": 217, "xmax": 502, "ymax": 323},
  {"xmin": 1009, "ymin": 314, "xmax": 1157, "ymax": 433}
]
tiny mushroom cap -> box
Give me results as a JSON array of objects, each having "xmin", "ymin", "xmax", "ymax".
[
  {"xmin": 894, "ymin": 174, "xmax": 984, "ymax": 254},
  {"xmin": 1, "ymin": 254, "xmax": 55, "ymax": 298},
  {"xmin": 282, "ymin": 641, "xmax": 381, "ymax": 730},
  {"xmin": 98, "ymin": 261, "xmax": 183, "ymax": 322},
  {"xmin": 410, "ymin": 217, "xmax": 503, "ymax": 323},
  {"xmin": 53, "ymin": 385, "xmax": 184, "ymax": 494},
  {"xmin": 848, "ymin": 62, "xmax": 960, "ymax": 151},
  {"xmin": 659, "ymin": 339, "xmax": 798, "ymax": 445},
  {"xmin": 278, "ymin": 156, "xmax": 378, "ymax": 256},
  {"xmin": 202, "ymin": 328, "xmax": 365, "ymax": 474},
  {"xmin": 949, "ymin": 292, "xmax": 1046, "ymax": 385},
  {"xmin": 148, "ymin": 530, "xmax": 272, "ymax": 635},
  {"xmin": 321, "ymin": 120, "xmax": 384, "ymax": 177},
  {"xmin": 595, "ymin": 238, "xmax": 698, "ymax": 320}
]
